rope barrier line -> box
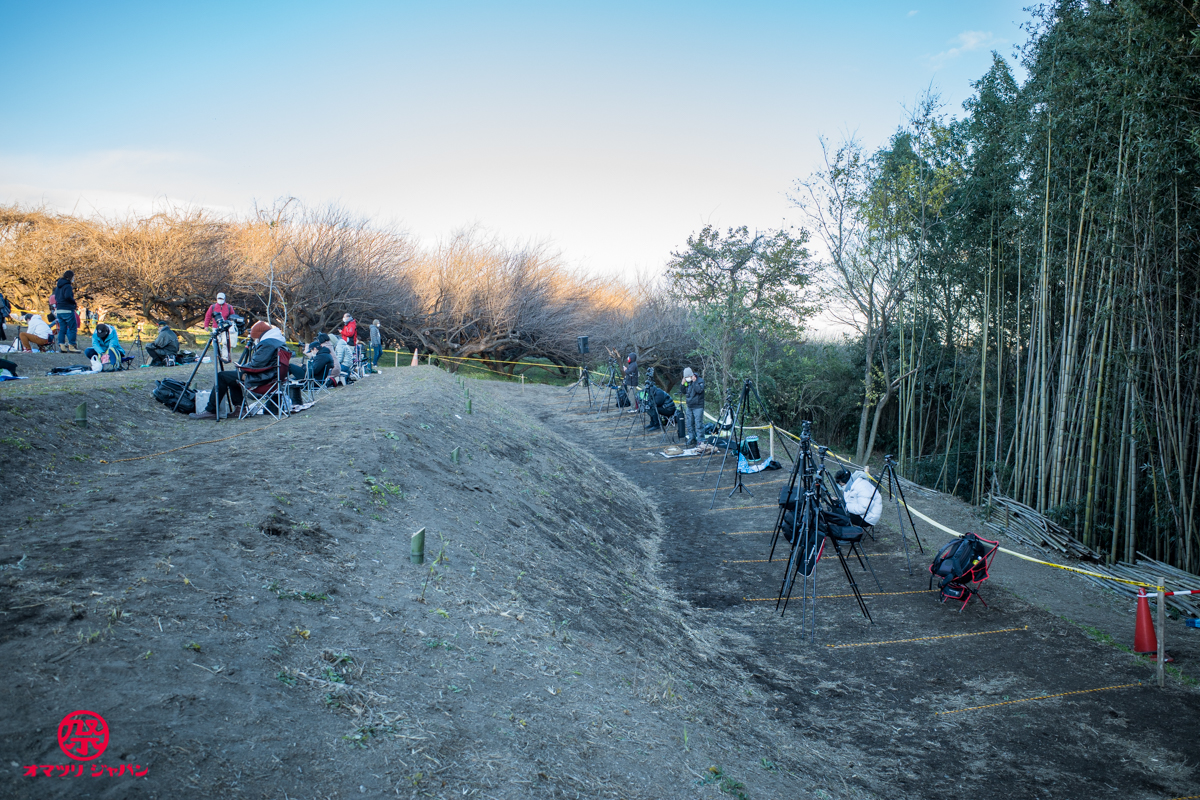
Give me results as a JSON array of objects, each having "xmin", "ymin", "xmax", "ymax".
[
  {"xmin": 742, "ymin": 590, "xmax": 931, "ymax": 602},
  {"xmin": 723, "ymin": 530, "xmax": 774, "ymax": 536},
  {"xmin": 935, "ymin": 682, "xmax": 1142, "ymax": 716},
  {"xmin": 97, "ymin": 418, "xmax": 285, "ymax": 464},
  {"xmin": 705, "ymin": 504, "xmax": 777, "ymax": 513},
  {"xmin": 824, "ymin": 626, "xmax": 1029, "ymax": 649}
]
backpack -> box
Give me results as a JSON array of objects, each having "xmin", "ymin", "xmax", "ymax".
[
  {"xmin": 616, "ymin": 386, "xmax": 630, "ymax": 407},
  {"xmin": 929, "ymin": 533, "xmax": 990, "ymax": 591},
  {"xmin": 99, "ymin": 347, "xmax": 121, "ymax": 372},
  {"xmin": 152, "ymin": 378, "xmax": 197, "ymax": 414}
]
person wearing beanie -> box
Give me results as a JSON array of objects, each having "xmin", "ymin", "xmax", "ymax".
[
  {"xmin": 682, "ymin": 367, "xmax": 706, "ymax": 447},
  {"xmin": 84, "ymin": 322, "xmax": 124, "ymax": 361},
  {"xmin": 146, "ymin": 321, "xmax": 180, "ymax": 366},
  {"xmin": 292, "ymin": 332, "xmax": 335, "ymax": 383},
  {"xmin": 368, "ymin": 319, "xmax": 382, "ymax": 373},
  {"xmin": 53, "ymin": 270, "xmax": 79, "ymax": 352},
  {"xmin": 189, "ymin": 320, "xmax": 286, "ymax": 420}
]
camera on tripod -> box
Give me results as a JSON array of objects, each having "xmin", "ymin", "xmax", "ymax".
[{"xmin": 213, "ymin": 311, "xmax": 244, "ymax": 333}]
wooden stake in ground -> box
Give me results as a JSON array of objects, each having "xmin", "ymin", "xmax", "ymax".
[{"xmin": 1157, "ymin": 577, "xmax": 1165, "ymax": 687}]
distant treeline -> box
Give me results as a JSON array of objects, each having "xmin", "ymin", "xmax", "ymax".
[{"xmin": 0, "ymin": 203, "xmax": 698, "ymax": 379}]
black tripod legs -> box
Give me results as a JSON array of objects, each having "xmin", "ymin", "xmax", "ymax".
[{"xmin": 831, "ymin": 541, "xmax": 873, "ymax": 623}]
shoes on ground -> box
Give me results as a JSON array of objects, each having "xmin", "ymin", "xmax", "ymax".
[
  {"xmin": 188, "ymin": 411, "xmax": 217, "ymax": 420},
  {"xmin": 645, "ymin": 424, "xmax": 662, "ymax": 431}
]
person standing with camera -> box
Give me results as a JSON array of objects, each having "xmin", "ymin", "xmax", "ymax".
[
  {"xmin": 682, "ymin": 367, "xmax": 706, "ymax": 447},
  {"xmin": 204, "ymin": 292, "xmax": 236, "ymax": 363},
  {"xmin": 623, "ymin": 352, "xmax": 639, "ymax": 412}
]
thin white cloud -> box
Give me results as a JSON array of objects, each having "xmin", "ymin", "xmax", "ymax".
[
  {"xmin": 907, "ymin": 10, "xmax": 918, "ymax": 17},
  {"xmin": 927, "ymin": 30, "xmax": 996, "ymax": 69}
]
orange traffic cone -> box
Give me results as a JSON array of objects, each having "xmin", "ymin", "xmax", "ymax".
[
  {"xmin": 1133, "ymin": 587, "xmax": 1174, "ymax": 661},
  {"xmin": 410, "ymin": 349, "xmax": 419, "ymax": 367}
]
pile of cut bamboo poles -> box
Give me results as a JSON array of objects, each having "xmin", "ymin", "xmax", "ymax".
[
  {"xmin": 1083, "ymin": 554, "xmax": 1200, "ymax": 618},
  {"xmin": 984, "ymin": 494, "xmax": 1101, "ymax": 560}
]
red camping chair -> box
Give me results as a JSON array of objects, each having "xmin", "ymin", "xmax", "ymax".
[
  {"xmin": 237, "ymin": 348, "xmax": 291, "ymax": 420},
  {"xmin": 928, "ymin": 532, "xmax": 999, "ymax": 611}
]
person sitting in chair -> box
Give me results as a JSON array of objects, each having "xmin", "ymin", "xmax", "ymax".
[
  {"xmin": 835, "ymin": 468, "xmax": 883, "ymax": 528},
  {"xmin": 189, "ymin": 321, "xmax": 285, "ymax": 419},
  {"xmin": 84, "ymin": 323, "xmax": 125, "ymax": 361},
  {"xmin": 146, "ymin": 321, "xmax": 180, "ymax": 366},
  {"xmin": 331, "ymin": 334, "xmax": 354, "ymax": 380},
  {"xmin": 290, "ymin": 333, "xmax": 334, "ymax": 382},
  {"xmin": 19, "ymin": 313, "xmax": 53, "ymax": 352},
  {"xmin": 644, "ymin": 385, "xmax": 676, "ymax": 430}
]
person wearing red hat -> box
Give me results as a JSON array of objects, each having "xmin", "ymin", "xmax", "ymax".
[{"xmin": 189, "ymin": 320, "xmax": 286, "ymax": 419}]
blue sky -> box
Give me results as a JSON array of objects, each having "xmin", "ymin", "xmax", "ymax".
[{"xmin": 1, "ymin": 1, "xmax": 1031, "ymax": 278}]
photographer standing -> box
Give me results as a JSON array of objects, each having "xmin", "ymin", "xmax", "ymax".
[
  {"xmin": 53, "ymin": 271, "xmax": 80, "ymax": 352},
  {"xmin": 368, "ymin": 319, "xmax": 382, "ymax": 373},
  {"xmin": 204, "ymin": 292, "xmax": 236, "ymax": 363},
  {"xmin": 623, "ymin": 352, "xmax": 639, "ymax": 412},
  {"xmin": 682, "ymin": 367, "xmax": 706, "ymax": 446}
]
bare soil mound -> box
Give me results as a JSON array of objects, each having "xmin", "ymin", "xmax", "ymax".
[
  {"xmin": 0, "ymin": 367, "xmax": 856, "ymax": 799},
  {"xmin": 522, "ymin": 386, "xmax": 1200, "ymax": 800}
]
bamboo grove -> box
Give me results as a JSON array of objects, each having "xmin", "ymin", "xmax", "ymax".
[{"xmin": 798, "ymin": 1, "xmax": 1200, "ymax": 575}]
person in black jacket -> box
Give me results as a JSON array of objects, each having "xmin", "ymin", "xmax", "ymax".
[
  {"xmin": 146, "ymin": 322, "xmax": 180, "ymax": 366},
  {"xmin": 53, "ymin": 271, "xmax": 79, "ymax": 352},
  {"xmin": 623, "ymin": 352, "xmax": 639, "ymax": 412},
  {"xmin": 189, "ymin": 321, "xmax": 284, "ymax": 419},
  {"xmin": 290, "ymin": 333, "xmax": 334, "ymax": 382},
  {"xmin": 0, "ymin": 290, "xmax": 10, "ymax": 341},
  {"xmin": 682, "ymin": 367, "xmax": 706, "ymax": 446},
  {"xmin": 644, "ymin": 385, "xmax": 676, "ymax": 431}
]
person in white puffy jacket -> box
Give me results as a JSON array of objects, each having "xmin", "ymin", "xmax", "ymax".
[{"xmin": 835, "ymin": 468, "xmax": 882, "ymax": 527}]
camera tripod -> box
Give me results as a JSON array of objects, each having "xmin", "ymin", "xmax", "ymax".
[
  {"xmin": 708, "ymin": 378, "xmax": 773, "ymax": 508},
  {"xmin": 770, "ymin": 423, "xmax": 876, "ymax": 638},
  {"xmin": 173, "ymin": 317, "xmax": 234, "ymax": 420},
  {"xmin": 129, "ymin": 332, "xmax": 147, "ymax": 366},
  {"xmin": 862, "ymin": 454, "xmax": 925, "ymax": 574},
  {"xmin": 565, "ymin": 361, "xmax": 595, "ymax": 411},
  {"xmin": 593, "ymin": 357, "xmax": 622, "ymax": 414},
  {"xmin": 623, "ymin": 368, "xmax": 672, "ymax": 444}
]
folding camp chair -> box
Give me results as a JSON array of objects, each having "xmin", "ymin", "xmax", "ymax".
[
  {"xmin": 237, "ymin": 348, "xmax": 292, "ymax": 420},
  {"xmin": 296, "ymin": 360, "xmax": 332, "ymax": 403},
  {"xmin": 928, "ymin": 532, "xmax": 999, "ymax": 611}
]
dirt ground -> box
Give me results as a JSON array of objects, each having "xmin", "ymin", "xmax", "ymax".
[
  {"xmin": 1, "ymin": 364, "xmax": 1197, "ymax": 800},
  {"xmin": 529, "ymin": 386, "xmax": 1200, "ymax": 800}
]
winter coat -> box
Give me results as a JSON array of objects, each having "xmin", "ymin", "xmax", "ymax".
[
  {"xmin": 26, "ymin": 315, "xmax": 53, "ymax": 340},
  {"xmin": 623, "ymin": 354, "xmax": 638, "ymax": 387},
  {"xmin": 685, "ymin": 377, "xmax": 706, "ymax": 409},
  {"xmin": 307, "ymin": 350, "xmax": 334, "ymax": 380},
  {"xmin": 152, "ymin": 327, "xmax": 179, "ymax": 354},
  {"xmin": 53, "ymin": 278, "xmax": 77, "ymax": 310},
  {"xmin": 91, "ymin": 327, "xmax": 124, "ymax": 357},
  {"xmin": 204, "ymin": 302, "xmax": 235, "ymax": 329},
  {"xmin": 650, "ymin": 386, "xmax": 676, "ymax": 415},
  {"xmin": 340, "ymin": 319, "xmax": 358, "ymax": 345},
  {"xmin": 842, "ymin": 471, "xmax": 883, "ymax": 526},
  {"xmin": 369, "ymin": 324, "xmax": 381, "ymax": 347},
  {"xmin": 332, "ymin": 337, "xmax": 354, "ymax": 371},
  {"xmin": 241, "ymin": 339, "xmax": 285, "ymax": 389}
]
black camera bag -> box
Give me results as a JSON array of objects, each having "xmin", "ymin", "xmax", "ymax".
[
  {"xmin": 152, "ymin": 378, "xmax": 196, "ymax": 414},
  {"xmin": 616, "ymin": 386, "xmax": 630, "ymax": 407}
]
